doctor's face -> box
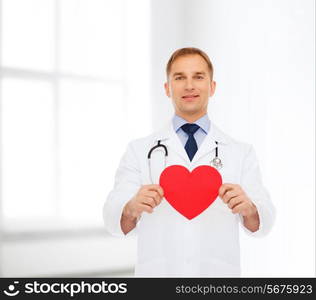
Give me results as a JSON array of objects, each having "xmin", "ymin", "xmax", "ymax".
[{"xmin": 164, "ymin": 54, "xmax": 216, "ymax": 120}]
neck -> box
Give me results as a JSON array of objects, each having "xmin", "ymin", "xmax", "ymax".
[{"xmin": 176, "ymin": 111, "xmax": 207, "ymax": 123}]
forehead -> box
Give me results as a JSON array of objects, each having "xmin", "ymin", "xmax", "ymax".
[{"xmin": 170, "ymin": 54, "xmax": 209, "ymax": 74}]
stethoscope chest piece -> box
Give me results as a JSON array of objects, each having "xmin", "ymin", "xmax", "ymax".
[
  {"xmin": 210, "ymin": 157, "xmax": 222, "ymax": 170},
  {"xmin": 210, "ymin": 140, "xmax": 222, "ymax": 170}
]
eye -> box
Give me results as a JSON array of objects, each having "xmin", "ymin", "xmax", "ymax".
[
  {"xmin": 175, "ymin": 76, "xmax": 184, "ymax": 80},
  {"xmin": 195, "ymin": 75, "xmax": 204, "ymax": 79}
]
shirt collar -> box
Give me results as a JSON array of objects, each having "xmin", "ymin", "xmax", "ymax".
[{"xmin": 172, "ymin": 113, "xmax": 210, "ymax": 134}]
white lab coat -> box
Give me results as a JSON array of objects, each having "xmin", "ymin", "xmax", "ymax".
[{"xmin": 103, "ymin": 119, "xmax": 275, "ymax": 277}]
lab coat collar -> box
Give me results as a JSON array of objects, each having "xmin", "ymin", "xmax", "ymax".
[{"xmin": 153, "ymin": 118, "xmax": 230, "ymax": 165}]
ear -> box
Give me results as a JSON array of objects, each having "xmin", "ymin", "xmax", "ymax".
[
  {"xmin": 164, "ymin": 82, "xmax": 170, "ymax": 97},
  {"xmin": 210, "ymin": 80, "xmax": 216, "ymax": 97}
]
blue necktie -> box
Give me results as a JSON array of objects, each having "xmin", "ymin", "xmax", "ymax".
[{"xmin": 181, "ymin": 123, "xmax": 200, "ymax": 161}]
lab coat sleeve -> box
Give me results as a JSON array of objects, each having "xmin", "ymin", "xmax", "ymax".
[
  {"xmin": 239, "ymin": 145, "xmax": 276, "ymax": 237},
  {"xmin": 103, "ymin": 141, "xmax": 141, "ymax": 237}
]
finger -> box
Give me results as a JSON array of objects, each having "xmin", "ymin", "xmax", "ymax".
[
  {"xmin": 219, "ymin": 183, "xmax": 242, "ymax": 199},
  {"xmin": 218, "ymin": 184, "xmax": 234, "ymax": 198},
  {"xmin": 227, "ymin": 196, "xmax": 244, "ymax": 209},
  {"xmin": 142, "ymin": 196, "xmax": 156, "ymax": 208},
  {"xmin": 139, "ymin": 204, "xmax": 153, "ymax": 214},
  {"xmin": 143, "ymin": 191, "xmax": 161, "ymax": 206},
  {"xmin": 231, "ymin": 202, "xmax": 248, "ymax": 215},
  {"xmin": 148, "ymin": 185, "xmax": 164, "ymax": 198},
  {"xmin": 223, "ymin": 190, "xmax": 242, "ymax": 204}
]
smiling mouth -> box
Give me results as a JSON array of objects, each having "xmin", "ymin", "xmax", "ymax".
[{"xmin": 182, "ymin": 95, "xmax": 199, "ymax": 101}]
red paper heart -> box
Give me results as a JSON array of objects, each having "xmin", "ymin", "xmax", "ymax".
[{"xmin": 159, "ymin": 165, "xmax": 222, "ymax": 220}]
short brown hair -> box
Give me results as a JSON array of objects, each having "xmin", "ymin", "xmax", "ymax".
[{"xmin": 166, "ymin": 47, "xmax": 214, "ymax": 80}]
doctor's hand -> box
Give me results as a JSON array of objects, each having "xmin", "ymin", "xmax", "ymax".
[
  {"xmin": 218, "ymin": 183, "xmax": 257, "ymax": 217},
  {"xmin": 122, "ymin": 184, "xmax": 164, "ymax": 221},
  {"xmin": 219, "ymin": 183, "xmax": 260, "ymax": 232}
]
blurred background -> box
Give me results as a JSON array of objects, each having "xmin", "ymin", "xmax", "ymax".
[{"xmin": 0, "ymin": 0, "xmax": 314, "ymax": 277}]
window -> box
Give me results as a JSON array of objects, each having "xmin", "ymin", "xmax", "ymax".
[{"xmin": 0, "ymin": 0, "xmax": 151, "ymax": 232}]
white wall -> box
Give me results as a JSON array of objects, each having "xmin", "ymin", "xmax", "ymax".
[
  {"xmin": 150, "ymin": 0, "xmax": 185, "ymax": 128},
  {"xmin": 150, "ymin": 0, "xmax": 315, "ymax": 277}
]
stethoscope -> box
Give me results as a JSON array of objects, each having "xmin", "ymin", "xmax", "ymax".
[{"xmin": 147, "ymin": 140, "xmax": 222, "ymax": 183}]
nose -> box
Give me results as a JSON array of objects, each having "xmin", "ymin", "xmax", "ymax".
[{"xmin": 184, "ymin": 78, "xmax": 195, "ymax": 91}]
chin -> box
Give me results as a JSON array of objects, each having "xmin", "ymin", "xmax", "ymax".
[
  {"xmin": 181, "ymin": 104, "xmax": 200, "ymax": 110},
  {"xmin": 180, "ymin": 108, "xmax": 201, "ymax": 115}
]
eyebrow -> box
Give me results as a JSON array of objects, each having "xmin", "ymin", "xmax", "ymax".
[{"xmin": 172, "ymin": 71, "xmax": 206, "ymax": 77}]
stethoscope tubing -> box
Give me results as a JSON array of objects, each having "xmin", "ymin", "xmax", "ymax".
[
  {"xmin": 147, "ymin": 140, "xmax": 168, "ymax": 159},
  {"xmin": 147, "ymin": 140, "xmax": 222, "ymax": 183},
  {"xmin": 147, "ymin": 140, "xmax": 219, "ymax": 161}
]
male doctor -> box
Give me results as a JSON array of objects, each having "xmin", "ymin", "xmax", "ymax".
[{"xmin": 103, "ymin": 47, "xmax": 275, "ymax": 277}]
